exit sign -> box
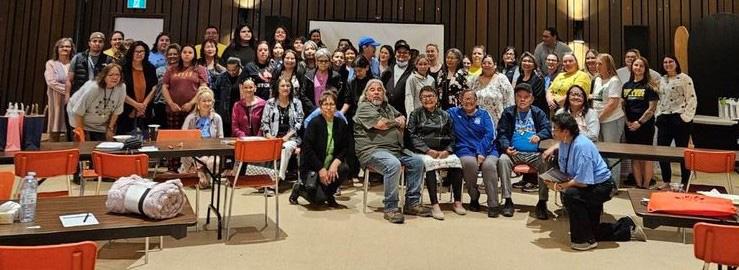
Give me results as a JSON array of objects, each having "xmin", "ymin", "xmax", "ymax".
[{"xmin": 127, "ymin": 0, "xmax": 146, "ymax": 9}]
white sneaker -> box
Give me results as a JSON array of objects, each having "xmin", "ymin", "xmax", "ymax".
[
  {"xmin": 452, "ymin": 202, "xmax": 466, "ymax": 215},
  {"xmin": 431, "ymin": 204, "xmax": 444, "ymax": 220},
  {"xmin": 571, "ymin": 241, "xmax": 598, "ymax": 251}
]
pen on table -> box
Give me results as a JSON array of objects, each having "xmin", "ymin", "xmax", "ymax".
[{"xmin": 83, "ymin": 213, "xmax": 90, "ymax": 222}]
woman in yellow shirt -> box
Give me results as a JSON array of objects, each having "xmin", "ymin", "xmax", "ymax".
[{"xmin": 546, "ymin": 53, "xmax": 592, "ymax": 110}]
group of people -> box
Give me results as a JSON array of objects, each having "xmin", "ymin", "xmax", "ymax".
[{"xmin": 44, "ymin": 25, "xmax": 697, "ymax": 250}]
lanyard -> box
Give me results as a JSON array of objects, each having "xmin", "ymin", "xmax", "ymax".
[{"xmin": 562, "ymin": 134, "xmax": 577, "ymax": 175}]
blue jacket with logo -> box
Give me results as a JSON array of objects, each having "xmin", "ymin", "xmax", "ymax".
[{"xmin": 448, "ymin": 106, "xmax": 498, "ymax": 158}]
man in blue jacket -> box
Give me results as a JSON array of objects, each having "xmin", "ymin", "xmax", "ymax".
[{"xmin": 497, "ymin": 83, "xmax": 553, "ymax": 219}]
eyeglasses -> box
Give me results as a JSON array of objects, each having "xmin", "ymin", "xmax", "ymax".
[
  {"xmin": 420, "ymin": 95, "xmax": 436, "ymax": 100},
  {"xmin": 316, "ymin": 59, "xmax": 330, "ymax": 63},
  {"xmin": 321, "ymin": 102, "xmax": 336, "ymax": 107}
]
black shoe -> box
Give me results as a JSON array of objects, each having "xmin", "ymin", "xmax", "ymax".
[
  {"xmin": 535, "ymin": 200, "xmax": 549, "ymax": 220},
  {"xmin": 326, "ymin": 196, "xmax": 340, "ymax": 207},
  {"xmin": 502, "ymin": 199, "xmax": 514, "ymax": 217},
  {"xmin": 512, "ymin": 180, "xmax": 526, "ymax": 189},
  {"xmin": 522, "ymin": 182, "xmax": 539, "ymax": 192},
  {"xmin": 288, "ymin": 184, "xmax": 300, "ymax": 205},
  {"xmin": 488, "ymin": 207, "xmax": 500, "ymax": 218},
  {"xmin": 469, "ymin": 200, "xmax": 480, "ymax": 212}
]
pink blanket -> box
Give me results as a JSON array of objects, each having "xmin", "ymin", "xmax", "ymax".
[{"xmin": 106, "ymin": 175, "xmax": 186, "ymax": 219}]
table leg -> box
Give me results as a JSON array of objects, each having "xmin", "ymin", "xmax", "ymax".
[{"xmin": 194, "ymin": 155, "xmax": 223, "ymax": 240}]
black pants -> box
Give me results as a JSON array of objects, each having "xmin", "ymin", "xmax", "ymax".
[
  {"xmin": 86, "ymin": 131, "xmax": 107, "ymax": 141},
  {"xmin": 656, "ymin": 114, "xmax": 692, "ymax": 184},
  {"xmin": 563, "ymin": 180, "xmax": 631, "ymax": 244},
  {"xmin": 300, "ymin": 163, "xmax": 349, "ymax": 203},
  {"xmin": 425, "ymin": 168, "xmax": 463, "ymax": 204}
]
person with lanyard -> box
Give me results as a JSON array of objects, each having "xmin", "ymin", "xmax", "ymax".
[
  {"xmin": 543, "ymin": 113, "xmax": 647, "ymax": 251},
  {"xmin": 290, "ymin": 91, "xmax": 351, "ymax": 206},
  {"xmin": 231, "ymin": 78, "xmax": 266, "ymax": 137},
  {"xmin": 66, "ymin": 64, "xmax": 126, "ymax": 141}
]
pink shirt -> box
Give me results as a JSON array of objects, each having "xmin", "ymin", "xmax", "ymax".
[{"xmin": 313, "ymin": 71, "xmax": 329, "ymax": 106}]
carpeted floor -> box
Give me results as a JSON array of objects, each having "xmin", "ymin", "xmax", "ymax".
[{"xmin": 3, "ymin": 164, "xmax": 734, "ymax": 270}]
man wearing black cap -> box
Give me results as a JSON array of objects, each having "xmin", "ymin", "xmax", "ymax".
[
  {"xmin": 380, "ymin": 40, "xmax": 413, "ymax": 116},
  {"xmin": 496, "ymin": 83, "xmax": 553, "ymax": 219}
]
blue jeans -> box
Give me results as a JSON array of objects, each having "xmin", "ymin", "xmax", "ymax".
[{"xmin": 365, "ymin": 150, "xmax": 424, "ymax": 211}]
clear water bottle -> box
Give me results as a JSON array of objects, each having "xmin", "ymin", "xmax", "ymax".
[{"xmin": 19, "ymin": 172, "xmax": 38, "ymax": 223}]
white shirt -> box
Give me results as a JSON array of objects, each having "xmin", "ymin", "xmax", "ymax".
[{"xmin": 592, "ymin": 76, "xmax": 625, "ymax": 123}]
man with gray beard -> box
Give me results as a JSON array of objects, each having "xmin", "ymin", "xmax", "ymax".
[{"xmin": 353, "ymin": 79, "xmax": 431, "ymax": 224}]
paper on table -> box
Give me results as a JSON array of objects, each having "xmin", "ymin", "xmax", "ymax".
[
  {"xmin": 59, "ymin": 213, "xmax": 99, "ymax": 227},
  {"xmin": 138, "ymin": 146, "xmax": 159, "ymax": 152}
]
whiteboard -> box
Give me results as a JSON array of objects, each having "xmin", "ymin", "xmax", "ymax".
[
  {"xmin": 308, "ymin": 21, "xmax": 444, "ymax": 54},
  {"xmin": 114, "ymin": 17, "xmax": 164, "ymax": 45}
]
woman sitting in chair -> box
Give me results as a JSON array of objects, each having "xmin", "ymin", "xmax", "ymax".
[
  {"xmin": 179, "ymin": 87, "xmax": 224, "ymax": 188},
  {"xmin": 543, "ymin": 113, "xmax": 646, "ymax": 251},
  {"xmin": 289, "ymin": 91, "xmax": 350, "ymax": 206},
  {"xmin": 260, "ymin": 78, "xmax": 304, "ymax": 184},
  {"xmin": 406, "ymin": 86, "xmax": 464, "ymax": 220}
]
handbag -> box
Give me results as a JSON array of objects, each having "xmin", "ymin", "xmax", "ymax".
[{"xmin": 648, "ymin": 192, "xmax": 737, "ymax": 218}]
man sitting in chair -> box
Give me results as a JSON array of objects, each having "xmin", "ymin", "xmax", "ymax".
[
  {"xmin": 353, "ymin": 79, "xmax": 431, "ymax": 224},
  {"xmin": 497, "ymin": 83, "xmax": 553, "ymax": 220}
]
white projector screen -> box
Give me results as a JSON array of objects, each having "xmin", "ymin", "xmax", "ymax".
[
  {"xmin": 308, "ymin": 20, "xmax": 444, "ymax": 54},
  {"xmin": 114, "ymin": 17, "xmax": 164, "ymax": 44}
]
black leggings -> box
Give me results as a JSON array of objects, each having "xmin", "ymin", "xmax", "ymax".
[
  {"xmin": 425, "ymin": 168, "xmax": 463, "ymax": 204},
  {"xmin": 656, "ymin": 114, "xmax": 692, "ymax": 184}
]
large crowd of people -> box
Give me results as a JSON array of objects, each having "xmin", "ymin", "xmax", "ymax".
[{"xmin": 45, "ymin": 25, "xmax": 697, "ymax": 250}]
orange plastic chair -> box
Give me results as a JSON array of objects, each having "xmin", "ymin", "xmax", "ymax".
[
  {"xmin": 684, "ymin": 149, "xmax": 736, "ymax": 194},
  {"xmin": 91, "ymin": 151, "xmax": 150, "ymax": 195},
  {"xmin": 156, "ymin": 129, "xmax": 202, "ymax": 141},
  {"xmin": 225, "ymin": 138, "xmax": 282, "ymax": 240},
  {"xmin": 14, "ymin": 149, "xmax": 80, "ymax": 198},
  {"xmin": 0, "ymin": 172, "xmax": 14, "ymax": 200},
  {"xmin": 693, "ymin": 222, "xmax": 739, "ymax": 269},
  {"xmin": 0, "ymin": 241, "xmax": 97, "ymax": 270}
]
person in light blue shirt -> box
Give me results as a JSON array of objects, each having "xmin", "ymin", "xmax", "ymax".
[{"xmin": 544, "ymin": 113, "xmax": 646, "ymax": 251}]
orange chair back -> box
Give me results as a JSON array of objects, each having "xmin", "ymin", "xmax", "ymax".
[
  {"xmin": 92, "ymin": 151, "xmax": 150, "ymax": 179},
  {"xmin": 234, "ymin": 139, "xmax": 282, "ymax": 163},
  {"xmin": 0, "ymin": 172, "xmax": 14, "ymax": 200},
  {"xmin": 693, "ymin": 222, "xmax": 739, "ymax": 267},
  {"xmin": 684, "ymin": 149, "xmax": 736, "ymax": 173},
  {"xmin": 0, "ymin": 241, "xmax": 97, "ymax": 270},
  {"xmin": 72, "ymin": 128, "xmax": 85, "ymax": 142},
  {"xmin": 156, "ymin": 129, "xmax": 202, "ymax": 141},
  {"xmin": 14, "ymin": 149, "xmax": 80, "ymax": 178}
]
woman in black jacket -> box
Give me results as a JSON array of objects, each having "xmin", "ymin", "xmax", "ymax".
[
  {"xmin": 300, "ymin": 48, "xmax": 345, "ymax": 114},
  {"xmin": 290, "ymin": 91, "xmax": 351, "ymax": 206},
  {"xmin": 407, "ymin": 86, "xmax": 465, "ymax": 220},
  {"xmin": 119, "ymin": 41, "xmax": 158, "ymax": 135}
]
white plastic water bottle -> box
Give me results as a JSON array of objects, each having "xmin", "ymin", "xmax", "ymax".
[{"xmin": 19, "ymin": 172, "xmax": 38, "ymax": 223}]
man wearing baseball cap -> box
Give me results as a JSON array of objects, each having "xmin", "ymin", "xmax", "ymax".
[
  {"xmin": 65, "ymin": 31, "xmax": 111, "ymax": 140},
  {"xmin": 357, "ymin": 35, "xmax": 381, "ymax": 77},
  {"xmin": 379, "ymin": 40, "xmax": 413, "ymax": 116},
  {"xmin": 496, "ymin": 83, "xmax": 553, "ymax": 219}
]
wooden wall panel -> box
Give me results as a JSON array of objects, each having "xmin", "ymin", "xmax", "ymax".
[{"xmin": 1, "ymin": 0, "xmax": 737, "ymax": 111}]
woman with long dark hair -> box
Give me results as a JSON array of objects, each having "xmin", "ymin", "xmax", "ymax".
[
  {"xmin": 378, "ymin": 45, "xmax": 395, "ymax": 75},
  {"xmin": 516, "ymin": 52, "xmax": 547, "ymax": 116},
  {"xmin": 119, "ymin": 41, "xmax": 158, "ymax": 135},
  {"xmin": 655, "ymin": 55, "xmax": 697, "ymax": 189},
  {"xmin": 149, "ymin": 32, "xmax": 171, "ymax": 69},
  {"xmin": 198, "ymin": 39, "xmax": 226, "ymax": 87},
  {"xmin": 244, "ymin": 41, "xmax": 276, "ymax": 100},
  {"xmin": 221, "ymin": 24, "xmax": 256, "ymax": 66},
  {"xmin": 161, "ymin": 45, "xmax": 208, "ymax": 129},
  {"xmin": 261, "ymin": 78, "xmax": 304, "ymax": 182}
]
